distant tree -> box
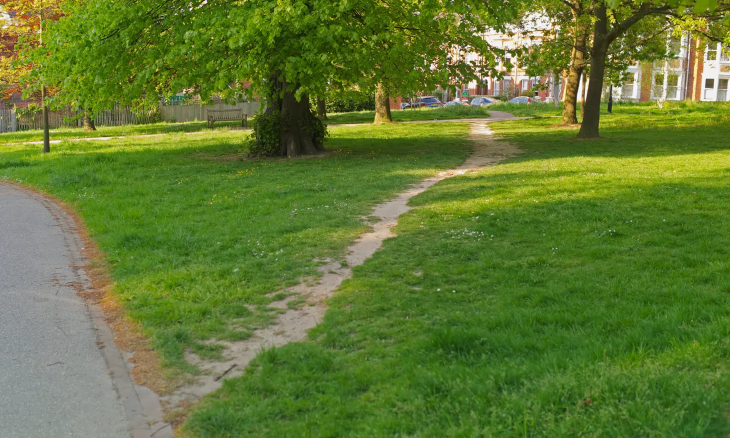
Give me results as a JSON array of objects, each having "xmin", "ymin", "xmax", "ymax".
[
  {"xmin": 521, "ymin": 2, "xmax": 674, "ymax": 125},
  {"xmin": 577, "ymin": 0, "xmax": 729, "ymax": 139},
  {"xmin": 1, "ymin": 0, "xmax": 63, "ymax": 150}
]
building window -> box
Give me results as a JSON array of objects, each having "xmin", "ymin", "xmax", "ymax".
[
  {"xmin": 707, "ymin": 44, "xmax": 718, "ymax": 61},
  {"xmin": 704, "ymin": 78, "xmax": 716, "ymax": 100},
  {"xmin": 721, "ymin": 46, "xmax": 730, "ymax": 63},
  {"xmin": 719, "ymin": 78, "xmax": 729, "ymax": 101},
  {"xmin": 621, "ymin": 73, "xmax": 635, "ymax": 98},
  {"xmin": 667, "ymin": 74, "xmax": 679, "ymax": 99},
  {"xmin": 521, "ymin": 79, "xmax": 529, "ymax": 91}
]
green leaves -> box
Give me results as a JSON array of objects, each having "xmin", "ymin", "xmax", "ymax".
[{"xmin": 32, "ymin": 0, "xmax": 520, "ymax": 109}]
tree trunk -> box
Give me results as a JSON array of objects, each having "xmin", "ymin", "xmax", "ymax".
[
  {"xmin": 561, "ymin": 16, "xmax": 588, "ymax": 125},
  {"xmin": 280, "ymin": 90, "xmax": 325, "ymax": 156},
  {"xmin": 83, "ymin": 111, "xmax": 96, "ymax": 131},
  {"xmin": 261, "ymin": 73, "xmax": 326, "ymax": 157},
  {"xmin": 374, "ymin": 83, "xmax": 393, "ymax": 124},
  {"xmin": 317, "ymin": 97, "xmax": 327, "ymax": 119},
  {"xmin": 578, "ymin": 5, "xmax": 609, "ymax": 139},
  {"xmin": 562, "ymin": 65, "xmax": 583, "ymax": 124},
  {"xmin": 580, "ymin": 71, "xmax": 588, "ymax": 118},
  {"xmin": 42, "ymin": 86, "xmax": 50, "ymax": 154}
]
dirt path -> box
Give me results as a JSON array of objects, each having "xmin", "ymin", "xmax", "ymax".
[{"xmin": 164, "ymin": 115, "xmax": 524, "ymax": 410}]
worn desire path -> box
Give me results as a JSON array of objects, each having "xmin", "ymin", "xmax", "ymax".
[
  {"xmin": 0, "ymin": 184, "xmax": 171, "ymax": 438},
  {"xmin": 166, "ymin": 112, "xmax": 525, "ymax": 409}
]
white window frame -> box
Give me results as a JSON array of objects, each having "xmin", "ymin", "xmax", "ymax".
[
  {"xmin": 707, "ymin": 43, "xmax": 719, "ymax": 61},
  {"xmin": 704, "ymin": 78, "xmax": 716, "ymax": 100}
]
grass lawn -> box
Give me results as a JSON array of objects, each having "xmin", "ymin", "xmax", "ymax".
[
  {"xmin": 182, "ymin": 105, "xmax": 730, "ymax": 436},
  {"xmin": 0, "ymin": 123, "xmax": 472, "ymax": 370},
  {"xmin": 327, "ymin": 105, "xmax": 491, "ymax": 124},
  {"xmin": 0, "ymin": 106, "xmax": 491, "ymax": 144},
  {"xmin": 0, "ymin": 120, "xmax": 247, "ymax": 144}
]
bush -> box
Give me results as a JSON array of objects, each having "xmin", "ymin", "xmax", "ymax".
[
  {"xmin": 325, "ymin": 93, "xmax": 375, "ymax": 113},
  {"xmin": 250, "ymin": 110, "xmax": 284, "ymax": 156},
  {"xmin": 250, "ymin": 111, "xmax": 328, "ymax": 157}
]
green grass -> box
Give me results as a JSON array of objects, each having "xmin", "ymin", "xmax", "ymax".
[
  {"xmin": 327, "ymin": 106, "xmax": 491, "ymax": 125},
  {"xmin": 0, "ymin": 106, "xmax": 492, "ymax": 144},
  {"xmin": 0, "ymin": 120, "xmax": 246, "ymax": 144},
  {"xmin": 489, "ymin": 102, "xmax": 563, "ymax": 118},
  {"xmin": 182, "ymin": 105, "xmax": 730, "ymax": 436},
  {"xmin": 0, "ymin": 123, "xmax": 472, "ymax": 370}
]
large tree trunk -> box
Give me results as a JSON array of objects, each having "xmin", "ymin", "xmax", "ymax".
[
  {"xmin": 317, "ymin": 97, "xmax": 327, "ymax": 119},
  {"xmin": 280, "ymin": 90, "xmax": 325, "ymax": 156},
  {"xmin": 561, "ymin": 16, "xmax": 588, "ymax": 125},
  {"xmin": 578, "ymin": 6, "xmax": 609, "ymax": 139},
  {"xmin": 374, "ymin": 83, "xmax": 393, "ymax": 124},
  {"xmin": 261, "ymin": 73, "xmax": 326, "ymax": 157},
  {"xmin": 83, "ymin": 111, "xmax": 96, "ymax": 131}
]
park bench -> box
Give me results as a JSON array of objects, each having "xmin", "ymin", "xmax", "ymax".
[{"xmin": 207, "ymin": 109, "xmax": 248, "ymax": 129}]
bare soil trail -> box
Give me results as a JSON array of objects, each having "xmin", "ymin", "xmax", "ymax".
[{"xmin": 165, "ymin": 113, "xmax": 525, "ymax": 410}]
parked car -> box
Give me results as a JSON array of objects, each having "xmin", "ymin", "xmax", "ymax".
[
  {"xmin": 508, "ymin": 96, "xmax": 532, "ymax": 104},
  {"xmin": 470, "ymin": 97, "xmax": 496, "ymax": 107},
  {"xmin": 419, "ymin": 96, "xmax": 443, "ymax": 108},
  {"xmin": 402, "ymin": 96, "xmax": 444, "ymax": 109},
  {"xmin": 445, "ymin": 99, "xmax": 468, "ymax": 107}
]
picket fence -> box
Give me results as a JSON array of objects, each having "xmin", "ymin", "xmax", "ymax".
[
  {"xmin": 0, "ymin": 101, "xmax": 260, "ymax": 132},
  {"xmin": 11, "ymin": 105, "xmax": 159, "ymax": 132}
]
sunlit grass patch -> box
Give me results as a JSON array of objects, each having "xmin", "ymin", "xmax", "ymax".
[
  {"xmin": 0, "ymin": 123, "xmax": 472, "ymax": 370},
  {"xmin": 184, "ymin": 107, "xmax": 730, "ymax": 437}
]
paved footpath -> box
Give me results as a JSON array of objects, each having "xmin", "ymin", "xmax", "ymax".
[{"xmin": 0, "ymin": 184, "xmax": 130, "ymax": 438}]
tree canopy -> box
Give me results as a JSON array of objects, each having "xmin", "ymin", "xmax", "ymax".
[
  {"xmin": 0, "ymin": 0, "xmax": 62, "ymax": 100},
  {"xmin": 30, "ymin": 0, "xmax": 516, "ymax": 123}
]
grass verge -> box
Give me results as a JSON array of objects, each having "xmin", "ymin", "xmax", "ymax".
[
  {"xmin": 0, "ymin": 123, "xmax": 472, "ymax": 371},
  {"xmin": 0, "ymin": 120, "xmax": 247, "ymax": 144},
  {"xmin": 327, "ymin": 106, "xmax": 490, "ymax": 124},
  {"xmin": 182, "ymin": 105, "xmax": 730, "ymax": 436}
]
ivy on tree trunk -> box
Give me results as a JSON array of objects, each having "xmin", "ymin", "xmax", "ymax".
[{"xmin": 260, "ymin": 74, "xmax": 326, "ymax": 157}]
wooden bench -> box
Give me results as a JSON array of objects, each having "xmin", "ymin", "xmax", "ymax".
[{"xmin": 207, "ymin": 109, "xmax": 247, "ymax": 128}]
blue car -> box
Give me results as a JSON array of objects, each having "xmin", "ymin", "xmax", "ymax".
[
  {"xmin": 402, "ymin": 96, "xmax": 444, "ymax": 109},
  {"xmin": 508, "ymin": 96, "xmax": 532, "ymax": 104},
  {"xmin": 470, "ymin": 97, "xmax": 496, "ymax": 107},
  {"xmin": 445, "ymin": 100, "xmax": 467, "ymax": 107}
]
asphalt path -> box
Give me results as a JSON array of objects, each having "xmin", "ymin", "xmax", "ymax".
[{"xmin": 0, "ymin": 183, "xmax": 129, "ymax": 438}]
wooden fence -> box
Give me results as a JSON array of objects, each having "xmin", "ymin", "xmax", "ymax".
[
  {"xmin": 159, "ymin": 101, "xmax": 260, "ymax": 123},
  {"xmin": 0, "ymin": 101, "xmax": 261, "ymax": 132},
  {"xmin": 0, "ymin": 107, "xmax": 16, "ymax": 133},
  {"xmin": 15, "ymin": 104, "xmax": 160, "ymax": 131}
]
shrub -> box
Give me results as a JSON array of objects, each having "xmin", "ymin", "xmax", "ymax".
[
  {"xmin": 250, "ymin": 110, "xmax": 284, "ymax": 156},
  {"xmin": 250, "ymin": 111, "xmax": 328, "ymax": 157},
  {"xmin": 324, "ymin": 92, "xmax": 375, "ymax": 113}
]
